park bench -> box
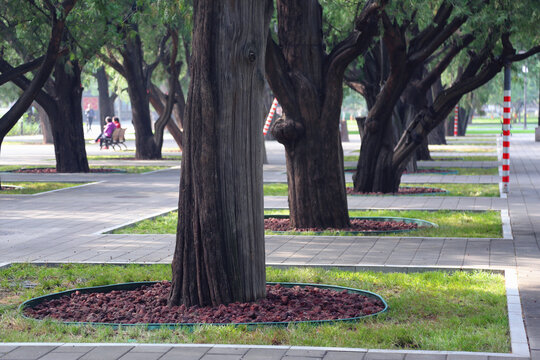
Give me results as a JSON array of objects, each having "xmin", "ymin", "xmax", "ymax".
[{"xmin": 102, "ymin": 128, "xmax": 127, "ymax": 150}]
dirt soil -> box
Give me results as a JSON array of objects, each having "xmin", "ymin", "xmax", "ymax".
[
  {"xmin": 346, "ymin": 186, "xmax": 446, "ymax": 196},
  {"xmin": 265, "ymin": 218, "xmax": 418, "ymax": 232},
  {"xmin": 24, "ymin": 282, "xmax": 385, "ymax": 324}
]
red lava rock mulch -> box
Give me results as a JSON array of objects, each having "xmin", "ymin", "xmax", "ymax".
[
  {"xmin": 12, "ymin": 168, "xmax": 122, "ymax": 173},
  {"xmin": 0, "ymin": 186, "xmax": 18, "ymax": 191},
  {"xmin": 265, "ymin": 217, "xmax": 418, "ymax": 232},
  {"xmin": 346, "ymin": 186, "xmax": 445, "ymax": 196},
  {"xmin": 24, "ymin": 282, "xmax": 385, "ymax": 324}
]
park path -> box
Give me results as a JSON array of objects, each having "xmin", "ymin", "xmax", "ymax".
[{"xmin": 0, "ymin": 134, "xmax": 539, "ymax": 359}]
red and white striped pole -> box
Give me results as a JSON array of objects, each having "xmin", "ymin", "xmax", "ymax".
[
  {"xmin": 263, "ymin": 98, "xmax": 278, "ymax": 136},
  {"xmin": 453, "ymin": 105, "xmax": 459, "ymax": 136},
  {"xmin": 502, "ymin": 65, "xmax": 511, "ymax": 194}
]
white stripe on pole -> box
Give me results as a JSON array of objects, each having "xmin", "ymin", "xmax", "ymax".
[{"xmin": 263, "ymin": 98, "xmax": 279, "ymax": 136}]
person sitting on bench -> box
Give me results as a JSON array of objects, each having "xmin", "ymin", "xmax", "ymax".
[{"xmin": 95, "ymin": 117, "xmax": 116, "ymax": 149}]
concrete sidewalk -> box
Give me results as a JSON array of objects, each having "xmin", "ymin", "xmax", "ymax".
[{"xmin": 1, "ymin": 134, "xmax": 540, "ymax": 359}]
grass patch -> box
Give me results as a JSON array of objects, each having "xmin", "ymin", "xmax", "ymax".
[
  {"xmin": 113, "ymin": 209, "xmax": 502, "ymax": 238},
  {"xmin": 431, "ymin": 155, "xmax": 498, "ymax": 161},
  {"xmin": 263, "ymin": 183, "xmax": 499, "ymax": 197},
  {"xmin": 466, "ymin": 128, "xmax": 535, "ymax": 134},
  {"xmin": 87, "ymin": 155, "xmax": 182, "ymax": 161},
  {"xmin": 0, "ymin": 182, "xmax": 85, "ymax": 195},
  {"xmin": 345, "ymin": 155, "xmax": 498, "ymax": 162},
  {"xmin": 0, "ymin": 264, "xmax": 509, "ymax": 352},
  {"xmin": 428, "ymin": 145, "xmax": 496, "ymax": 153},
  {"xmin": 0, "ymin": 165, "xmax": 171, "ymax": 174},
  {"xmin": 419, "ymin": 167, "xmax": 499, "ymax": 175}
]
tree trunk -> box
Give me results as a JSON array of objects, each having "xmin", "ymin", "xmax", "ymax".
[
  {"xmin": 428, "ymin": 78, "xmax": 446, "ymax": 144},
  {"xmin": 266, "ymin": 0, "xmax": 375, "ymax": 229},
  {"xmin": 428, "ymin": 121, "xmax": 446, "ymax": 144},
  {"xmin": 35, "ymin": 102, "xmax": 53, "ymax": 144},
  {"xmin": 96, "ymin": 66, "xmax": 115, "ymax": 129},
  {"xmin": 169, "ymin": 0, "xmax": 272, "ymax": 307},
  {"xmin": 50, "ymin": 59, "xmax": 89, "ymax": 172},
  {"xmin": 120, "ymin": 28, "xmax": 160, "ymax": 160}
]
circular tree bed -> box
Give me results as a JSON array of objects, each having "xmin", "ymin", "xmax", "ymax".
[
  {"xmin": 21, "ymin": 282, "xmax": 387, "ymax": 327},
  {"xmin": 265, "ymin": 216, "xmax": 435, "ymax": 234}
]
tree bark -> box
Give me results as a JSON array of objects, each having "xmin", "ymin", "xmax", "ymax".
[
  {"xmin": 169, "ymin": 0, "xmax": 272, "ymax": 307},
  {"xmin": 95, "ymin": 66, "xmax": 115, "ymax": 129},
  {"xmin": 35, "ymin": 102, "xmax": 53, "ymax": 144},
  {"xmin": 49, "ymin": 59, "xmax": 89, "ymax": 172},
  {"xmin": 120, "ymin": 27, "xmax": 161, "ymax": 160},
  {"xmin": 266, "ymin": 0, "xmax": 382, "ymax": 228}
]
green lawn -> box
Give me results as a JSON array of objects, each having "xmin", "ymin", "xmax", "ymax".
[
  {"xmin": 428, "ymin": 145, "xmax": 496, "ymax": 153},
  {"xmin": 112, "ymin": 209, "xmax": 502, "ymax": 238},
  {"xmin": 419, "ymin": 167, "xmax": 498, "ymax": 175},
  {"xmin": 263, "ymin": 182, "xmax": 499, "ymax": 197},
  {"xmin": 431, "ymin": 155, "xmax": 498, "ymax": 161},
  {"xmin": 0, "ymin": 182, "xmax": 86, "ymax": 195},
  {"xmin": 0, "ymin": 165, "xmax": 171, "ymax": 174},
  {"xmin": 0, "ymin": 264, "xmax": 509, "ymax": 352},
  {"xmin": 343, "ymin": 166, "xmax": 499, "ymax": 175},
  {"xmin": 87, "ymin": 155, "xmax": 182, "ymax": 161}
]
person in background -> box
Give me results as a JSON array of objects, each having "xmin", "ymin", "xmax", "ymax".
[
  {"xmin": 94, "ymin": 117, "xmax": 116, "ymax": 149},
  {"xmin": 113, "ymin": 116, "xmax": 121, "ymax": 129},
  {"xmin": 85, "ymin": 104, "xmax": 95, "ymax": 132}
]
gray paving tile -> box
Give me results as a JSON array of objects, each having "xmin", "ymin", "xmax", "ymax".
[
  {"xmin": 118, "ymin": 352, "xmax": 163, "ymax": 360},
  {"xmin": 79, "ymin": 346, "xmax": 133, "ymax": 360},
  {"xmin": 39, "ymin": 352, "xmax": 85, "ymax": 360},
  {"xmin": 446, "ymin": 354, "xmax": 488, "ymax": 360},
  {"xmin": 285, "ymin": 349, "xmax": 327, "ymax": 357},
  {"xmin": 200, "ymin": 355, "xmax": 243, "ymax": 360},
  {"xmin": 206, "ymin": 347, "xmax": 249, "ymax": 355},
  {"xmin": 0, "ymin": 346, "xmax": 56, "ymax": 360},
  {"xmin": 242, "ymin": 348, "xmax": 288, "ymax": 360},
  {"xmin": 159, "ymin": 347, "xmax": 211, "ymax": 360},
  {"xmin": 323, "ymin": 351, "xmax": 366, "ymax": 359},
  {"xmin": 128, "ymin": 346, "xmax": 172, "ymax": 353},
  {"xmin": 0, "ymin": 348, "xmax": 17, "ymax": 355},
  {"xmin": 364, "ymin": 352, "xmax": 404, "ymax": 360},
  {"xmin": 404, "ymin": 354, "xmax": 447, "ymax": 360}
]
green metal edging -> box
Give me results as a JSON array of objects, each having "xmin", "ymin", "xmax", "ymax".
[
  {"xmin": 265, "ymin": 215, "xmax": 437, "ymax": 235},
  {"xmin": 19, "ymin": 281, "xmax": 388, "ymax": 329}
]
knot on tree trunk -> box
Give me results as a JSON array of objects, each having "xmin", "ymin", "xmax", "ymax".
[{"xmin": 271, "ymin": 116, "xmax": 304, "ymax": 145}]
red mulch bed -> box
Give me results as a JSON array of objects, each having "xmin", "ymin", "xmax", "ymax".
[
  {"xmin": 0, "ymin": 186, "xmax": 18, "ymax": 191},
  {"xmin": 346, "ymin": 186, "xmax": 445, "ymax": 196},
  {"xmin": 265, "ymin": 217, "xmax": 417, "ymax": 232},
  {"xmin": 11, "ymin": 168, "xmax": 122, "ymax": 173},
  {"xmin": 24, "ymin": 282, "xmax": 384, "ymax": 324}
]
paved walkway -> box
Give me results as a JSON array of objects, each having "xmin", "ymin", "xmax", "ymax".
[{"xmin": 1, "ymin": 134, "xmax": 540, "ymax": 359}]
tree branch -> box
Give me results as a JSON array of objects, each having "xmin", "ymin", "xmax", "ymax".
[
  {"xmin": 97, "ymin": 50, "xmax": 126, "ymax": 77},
  {"xmin": 264, "ymin": 34, "xmax": 297, "ymax": 117},
  {"xmin": 0, "ymin": 55, "xmax": 44, "ymax": 86}
]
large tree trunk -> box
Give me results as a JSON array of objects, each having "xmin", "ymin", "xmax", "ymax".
[
  {"xmin": 120, "ymin": 28, "xmax": 160, "ymax": 160},
  {"xmin": 96, "ymin": 66, "xmax": 115, "ymax": 129},
  {"xmin": 169, "ymin": 0, "xmax": 272, "ymax": 307},
  {"xmin": 266, "ymin": 1, "xmax": 366, "ymax": 229},
  {"xmin": 50, "ymin": 59, "xmax": 89, "ymax": 172}
]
